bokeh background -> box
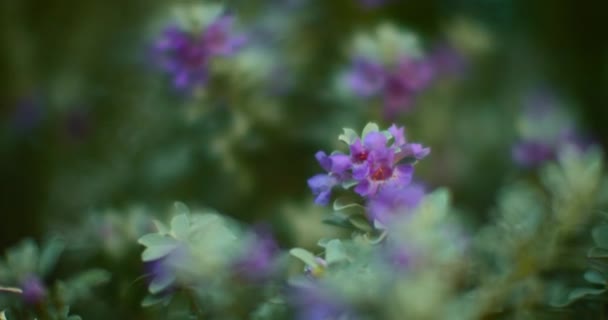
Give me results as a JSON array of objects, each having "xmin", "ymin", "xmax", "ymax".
[{"xmin": 1, "ymin": 0, "xmax": 608, "ymax": 317}]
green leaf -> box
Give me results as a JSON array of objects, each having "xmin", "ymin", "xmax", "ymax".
[
  {"xmin": 592, "ymin": 225, "xmax": 608, "ymax": 249},
  {"xmin": 322, "ymin": 216, "xmax": 353, "ymax": 229},
  {"xmin": 338, "ymin": 128, "xmax": 359, "ymax": 145},
  {"xmin": 325, "ymin": 240, "xmax": 350, "ymax": 265},
  {"xmin": 141, "ymin": 244, "xmax": 178, "ymax": 262},
  {"xmin": 138, "ymin": 234, "xmax": 178, "ymax": 248},
  {"xmin": 171, "ymin": 213, "xmax": 190, "ymax": 240},
  {"xmin": 348, "ymin": 215, "xmax": 373, "ymax": 232},
  {"xmin": 361, "ymin": 122, "xmax": 379, "ymax": 138},
  {"xmin": 289, "ymin": 248, "xmax": 319, "ymax": 267},
  {"xmin": 153, "ymin": 220, "xmax": 170, "ymax": 234},
  {"xmin": 341, "ymin": 180, "xmax": 359, "ymax": 189},
  {"xmin": 149, "ymin": 273, "xmax": 176, "ymax": 295},
  {"xmin": 38, "ymin": 238, "xmax": 64, "ymax": 277},
  {"xmin": 141, "ymin": 294, "xmax": 171, "ymax": 307},
  {"xmin": 584, "ymin": 270, "xmax": 606, "ymax": 285},
  {"xmin": 333, "ymin": 196, "xmax": 364, "ymax": 211},
  {"xmin": 567, "ymin": 287, "xmax": 606, "ymax": 302},
  {"xmin": 588, "ymin": 247, "xmax": 608, "ymax": 259}
]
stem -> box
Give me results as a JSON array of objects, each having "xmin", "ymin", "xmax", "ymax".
[
  {"xmin": 0, "ymin": 286, "xmax": 23, "ymax": 295},
  {"xmin": 185, "ymin": 289, "xmax": 204, "ymax": 319}
]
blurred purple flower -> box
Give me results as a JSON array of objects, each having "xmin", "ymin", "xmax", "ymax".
[
  {"xmin": 429, "ymin": 42, "xmax": 468, "ymax": 78},
  {"xmin": 153, "ymin": 14, "xmax": 246, "ymax": 90},
  {"xmin": 21, "ymin": 275, "xmax": 46, "ymax": 305},
  {"xmin": 10, "ymin": 95, "xmax": 44, "ymax": 133},
  {"xmin": 290, "ymin": 285, "xmax": 351, "ymax": 320},
  {"xmin": 347, "ymin": 56, "xmax": 434, "ymax": 117},
  {"xmin": 512, "ymin": 90, "xmax": 595, "ymax": 168},
  {"xmin": 358, "ymin": 0, "xmax": 390, "ymax": 8},
  {"xmin": 233, "ymin": 225, "xmax": 280, "ymax": 280},
  {"xmin": 512, "ymin": 141, "xmax": 555, "ymax": 168},
  {"xmin": 366, "ymin": 183, "xmax": 425, "ymax": 224}
]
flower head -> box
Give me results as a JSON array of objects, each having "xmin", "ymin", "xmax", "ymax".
[
  {"xmin": 153, "ymin": 14, "xmax": 246, "ymax": 90},
  {"xmin": 344, "ymin": 26, "xmax": 435, "ymax": 116},
  {"xmin": 308, "ymin": 123, "xmax": 429, "ymax": 205},
  {"xmin": 20, "ymin": 275, "xmax": 46, "ymax": 305}
]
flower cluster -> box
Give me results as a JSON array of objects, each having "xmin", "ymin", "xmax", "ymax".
[
  {"xmin": 512, "ymin": 90, "xmax": 593, "ymax": 168},
  {"xmin": 345, "ymin": 25, "xmax": 434, "ymax": 116},
  {"xmin": 152, "ymin": 14, "xmax": 247, "ymax": 90},
  {"xmin": 308, "ymin": 123, "xmax": 429, "ymax": 223}
]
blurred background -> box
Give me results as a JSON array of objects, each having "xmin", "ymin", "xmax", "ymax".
[{"xmin": 0, "ymin": 0, "xmax": 607, "ymax": 316}]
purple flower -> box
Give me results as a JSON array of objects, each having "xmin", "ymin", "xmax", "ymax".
[
  {"xmin": 308, "ymin": 174, "xmax": 338, "ymax": 205},
  {"xmin": 366, "ymin": 184, "xmax": 425, "ymax": 224},
  {"xmin": 308, "ymin": 151, "xmax": 352, "ymax": 205},
  {"xmin": 10, "ymin": 95, "xmax": 44, "ymax": 133},
  {"xmin": 512, "ymin": 141, "xmax": 555, "ymax": 168},
  {"xmin": 429, "ymin": 42, "xmax": 468, "ymax": 78},
  {"xmin": 21, "ymin": 275, "xmax": 46, "ymax": 305},
  {"xmin": 290, "ymin": 285, "xmax": 351, "ymax": 320},
  {"xmin": 347, "ymin": 58, "xmax": 386, "ymax": 97},
  {"xmin": 309, "ymin": 124, "xmax": 429, "ymax": 204},
  {"xmin": 233, "ymin": 226, "xmax": 280, "ymax": 280},
  {"xmin": 346, "ymin": 56, "xmax": 435, "ymax": 117},
  {"xmin": 203, "ymin": 16, "xmax": 247, "ymax": 57},
  {"xmin": 358, "ymin": 0, "xmax": 390, "ymax": 8},
  {"xmin": 512, "ymin": 89, "xmax": 596, "ymax": 168},
  {"xmin": 153, "ymin": 14, "xmax": 246, "ymax": 90}
]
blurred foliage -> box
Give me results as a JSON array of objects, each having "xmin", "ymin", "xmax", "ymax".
[{"xmin": 1, "ymin": 0, "xmax": 608, "ymax": 319}]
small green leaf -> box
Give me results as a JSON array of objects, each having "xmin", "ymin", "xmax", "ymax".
[
  {"xmin": 584, "ymin": 270, "xmax": 606, "ymax": 285},
  {"xmin": 289, "ymin": 248, "xmax": 319, "ymax": 267},
  {"xmin": 142, "ymin": 244, "xmax": 178, "ymax": 262},
  {"xmin": 348, "ymin": 215, "xmax": 373, "ymax": 232},
  {"xmin": 567, "ymin": 287, "xmax": 606, "ymax": 302},
  {"xmin": 361, "ymin": 122, "xmax": 379, "ymax": 138},
  {"xmin": 333, "ymin": 197, "xmax": 364, "ymax": 211},
  {"xmin": 153, "ymin": 220, "xmax": 170, "ymax": 234},
  {"xmin": 38, "ymin": 238, "xmax": 64, "ymax": 277},
  {"xmin": 322, "ymin": 216, "xmax": 353, "ymax": 229},
  {"xmin": 171, "ymin": 214, "xmax": 190, "ymax": 240},
  {"xmin": 341, "ymin": 180, "xmax": 358, "ymax": 189},
  {"xmin": 592, "ymin": 225, "xmax": 608, "ymax": 249},
  {"xmin": 588, "ymin": 247, "xmax": 608, "ymax": 259},
  {"xmin": 338, "ymin": 128, "xmax": 359, "ymax": 145},
  {"xmin": 325, "ymin": 240, "xmax": 350, "ymax": 265},
  {"xmin": 138, "ymin": 234, "xmax": 178, "ymax": 248},
  {"xmin": 141, "ymin": 294, "xmax": 171, "ymax": 307},
  {"xmin": 149, "ymin": 274, "xmax": 176, "ymax": 295}
]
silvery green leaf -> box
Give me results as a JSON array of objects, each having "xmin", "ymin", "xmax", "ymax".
[
  {"xmin": 153, "ymin": 220, "xmax": 170, "ymax": 234},
  {"xmin": 138, "ymin": 234, "xmax": 178, "ymax": 248},
  {"xmin": 338, "ymin": 128, "xmax": 358, "ymax": 145},
  {"xmin": 149, "ymin": 273, "xmax": 176, "ymax": 295},
  {"xmin": 588, "ymin": 247, "xmax": 608, "ymax": 259},
  {"xmin": 361, "ymin": 122, "xmax": 379, "ymax": 138},
  {"xmin": 592, "ymin": 225, "xmax": 608, "ymax": 249},
  {"xmin": 333, "ymin": 196, "xmax": 363, "ymax": 211},
  {"xmin": 141, "ymin": 294, "xmax": 172, "ymax": 307},
  {"xmin": 584, "ymin": 270, "xmax": 606, "ymax": 285},
  {"xmin": 317, "ymin": 238, "xmax": 332, "ymax": 248},
  {"xmin": 341, "ymin": 180, "xmax": 358, "ymax": 189},
  {"xmin": 348, "ymin": 215, "xmax": 373, "ymax": 233},
  {"xmin": 171, "ymin": 214, "xmax": 190, "ymax": 240},
  {"xmin": 325, "ymin": 240, "xmax": 350, "ymax": 265},
  {"xmin": 38, "ymin": 238, "xmax": 64, "ymax": 277},
  {"xmin": 322, "ymin": 216, "xmax": 353, "ymax": 229},
  {"xmin": 289, "ymin": 248, "xmax": 319, "ymax": 268},
  {"xmin": 142, "ymin": 244, "xmax": 178, "ymax": 262},
  {"xmin": 567, "ymin": 287, "xmax": 606, "ymax": 303}
]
